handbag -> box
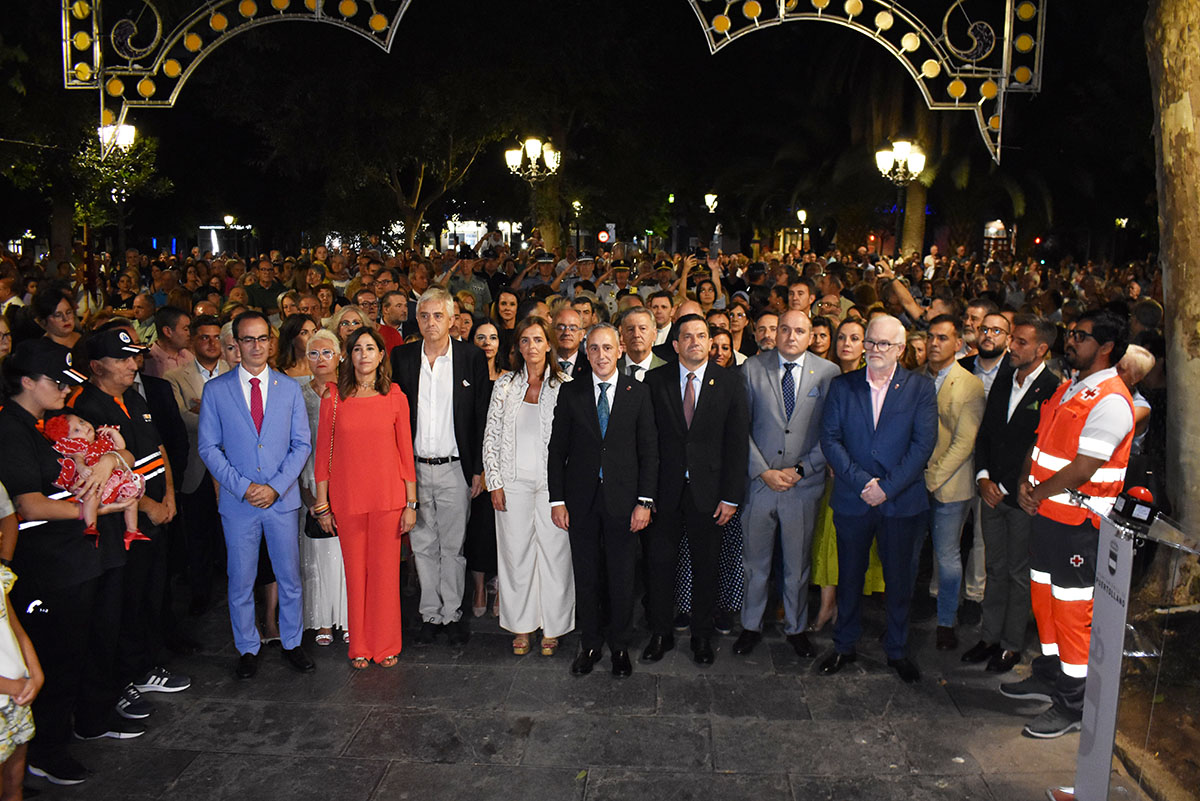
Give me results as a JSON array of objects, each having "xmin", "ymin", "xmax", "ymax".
[{"xmin": 304, "ymin": 386, "xmax": 339, "ymax": 539}]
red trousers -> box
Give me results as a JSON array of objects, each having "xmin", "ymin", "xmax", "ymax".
[{"xmin": 337, "ymin": 509, "xmax": 404, "ymax": 662}]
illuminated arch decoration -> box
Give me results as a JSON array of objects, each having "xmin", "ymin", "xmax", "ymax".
[
  {"xmin": 688, "ymin": 0, "xmax": 1046, "ymax": 163},
  {"xmin": 62, "ymin": 0, "xmax": 414, "ymax": 156}
]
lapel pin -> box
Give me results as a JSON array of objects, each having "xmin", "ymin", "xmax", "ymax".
[
  {"xmin": 708, "ymin": 379, "xmax": 715, "ymax": 386},
  {"xmin": 462, "ymin": 379, "xmax": 471, "ymax": 387}
]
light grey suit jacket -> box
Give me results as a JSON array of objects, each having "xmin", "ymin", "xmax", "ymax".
[
  {"xmin": 166, "ymin": 359, "xmax": 231, "ymax": 493},
  {"xmin": 744, "ymin": 350, "xmax": 840, "ymax": 493}
]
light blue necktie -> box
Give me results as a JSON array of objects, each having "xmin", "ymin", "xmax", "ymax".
[
  {"xmin": 782, "ymin": 363, "xmax": 796, "ymax": 420},
  {"xmin": 597, "ymin": 383, "xmax": 610, "ymax": 437}
]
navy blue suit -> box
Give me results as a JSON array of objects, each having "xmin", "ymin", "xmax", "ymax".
[{"xmin": 819, "ymin": 366, "xmax": 937, "ymax": 659}]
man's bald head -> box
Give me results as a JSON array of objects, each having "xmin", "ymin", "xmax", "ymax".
[{"xmin": 674, "ymin": 300, "xmax": 703, "ymax": 322}]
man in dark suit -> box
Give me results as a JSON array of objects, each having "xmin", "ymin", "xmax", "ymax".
[
  {"xmin": 552, "ymin": 306, "xmax": 590, "ymax": 381},
  {"xmin": 962, "ymin": 314, "xmax": 1060, "ymax": 673},
  {"xmin": 642, "ymin": 314, "xmax": 749, "ymax": 666},
  {"xmin": 391, "ymin": 287, "xmax": 490, "ymax": 645},
  {"xmin": 548, "ymin": 323, "xmax": 658, "ymax": 678},
  {"xmin": 818, "ymin": 314, "xmax": 938, "ymax": 683}
]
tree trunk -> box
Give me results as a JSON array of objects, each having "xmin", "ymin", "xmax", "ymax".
[
  {"xmin": 1145, "ymin": 0, "xmax": 1200, "ymax": 604},
  {"xmin": 903, "ymin": 181, "xmax": 928, "ymax": 261}
]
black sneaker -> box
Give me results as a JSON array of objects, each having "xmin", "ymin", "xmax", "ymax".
[
  {"xmin": 714, "ymin": 610, "xmax": 734, "ymax": 635},
  {"xmin": 1022, "ymin": 705, "xmax": 1082, "ymax": 739},
  {"xmin": 959, "ymin": 599, "xmax": 983, "ymax": 625},
  {"xmin": 74, "ymin": 718, "xmax": 146, "ymax": 740},
  {"xmin": 115, "ymin": 684, "xmax": 153, "ymax": 720},
  {"xmin": 133, "ymin": 666, "xmax": 191, "ymax": 693},
  {"xmin": 673, "ymin": 612, "xmax": 691, "ymax": 632},
  {"xmin": 999, "ymin": 674, "xmax": 1054, "ymax": 703},
  {"xmin": 28, "ymin": 754, "xmax": 90, "ymax": 786}
]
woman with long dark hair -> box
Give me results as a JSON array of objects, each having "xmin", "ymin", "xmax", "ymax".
[
  {"xmin": 464, "ymin": 319, "xmax": 506, "ymax": 618},
  {"xmin": 277, "ymin": 314, "xmax": 318, "ymax": 379},
  {"xmin": 313, "ymin": 327, "xmax": 416, "ymax": 669}
]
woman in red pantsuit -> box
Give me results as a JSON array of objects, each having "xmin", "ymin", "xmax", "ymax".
[{"xmin": 313, "ymin": 327, "xmax": 417, "ymax": 669}]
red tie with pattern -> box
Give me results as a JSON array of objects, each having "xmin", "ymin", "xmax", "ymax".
[{"xmin": 250, "ymin": 377, "xmax": 263, "ymax": 433}]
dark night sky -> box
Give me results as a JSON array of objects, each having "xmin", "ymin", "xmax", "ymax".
[{"xmin": 2, "ymin": 0, "xmax": 1155, "ymax": 258}]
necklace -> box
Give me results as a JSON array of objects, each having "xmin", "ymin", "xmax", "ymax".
[{"xmin": 356, "ymin": 379, "xmax": 375, "ymax": 393}]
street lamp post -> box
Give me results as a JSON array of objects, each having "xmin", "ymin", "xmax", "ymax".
[
  {"xmin": 875, "ymin": 140, "xmax": 926, "ymax": 260},
  {"xmin": 505, "ymin": 137, "xmax": 560, "ymax": 183},
  {"xmin": 571, "ymin": 200, "xmax": 582, "ymax": 252},
  {"xmin": 97, "ymin": 124, "xmax": 136, "ymax": 256},
  {"xmin": 797, "ymin": 209, "xmax": 808, "ymax": 252}
]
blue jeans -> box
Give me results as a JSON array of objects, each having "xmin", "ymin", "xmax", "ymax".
[{"xmin": 913, "ymin": 497, "xmax": 970, "ymax": 627}]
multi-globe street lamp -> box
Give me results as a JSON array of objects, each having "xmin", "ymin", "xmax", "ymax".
[
  {"xmin": 876, "ymin": 140, "xmax": 925, "ymax": 259},
  {"xmin": 505, "ymin": 137, "xmax": 560, "ymax": 183}
]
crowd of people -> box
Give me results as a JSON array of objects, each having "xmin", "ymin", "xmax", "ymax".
[{"xmin": 0, "ymin": 233, "xmax": 1168, "ymax": 787}]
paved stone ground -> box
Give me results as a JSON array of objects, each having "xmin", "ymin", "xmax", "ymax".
[{"xmin": 26, "ymin": 592, "xmax": 1150, "ymax": 801}]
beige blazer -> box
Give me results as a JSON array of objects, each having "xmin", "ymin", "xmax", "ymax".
[
  {"xmin": 924, "ymin": 361, "xmax": 986, "ymax": 503},
  {"xmin": 166, "ymin": 359, "xmax": 231, "ymax": 493}
]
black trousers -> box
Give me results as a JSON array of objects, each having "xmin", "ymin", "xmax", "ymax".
[
  {"xmin": 178, "ymin": 474, "xmax": 223, "ymax": 605},
  {"xmin": 117, "ymin": 522, "xmax": 167, "ymax": 684},
  {"xmin": 569, "ymin": 483, "xmax": 638, "ymax": 652},
  {"xmin": 13, "ymin": 566, "xmax": 122, "ymax": 758},
  {"xmin": 645, "ymin": 485, "xmax": 721, "ymax": 639}
]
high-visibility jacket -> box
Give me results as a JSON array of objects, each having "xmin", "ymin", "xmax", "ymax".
[{"xmin": 1028, "ymin": 374, "xmax": 1133, "ymax": 528}]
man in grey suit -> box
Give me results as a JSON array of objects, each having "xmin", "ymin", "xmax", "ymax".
[
  {"xmin": 733, "ymin": 310, "xmax": 839, "ymax": 659},
  {"xmin": 615, "ymin": 306, "xmax": 666, "ymax": 381}
]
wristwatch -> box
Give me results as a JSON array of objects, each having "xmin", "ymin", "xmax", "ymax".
[
  {"xmin": 406, "ymin": 500, "xmax": 420, "ymax": 510},
  {"xmin": 636, "ymin": 499, "xmax": 654, "ymax": 510}
]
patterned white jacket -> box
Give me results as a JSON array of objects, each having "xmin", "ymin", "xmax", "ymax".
[{"xmin": 482, "ymin": 367, "xmax": 569, "ymax": 491}]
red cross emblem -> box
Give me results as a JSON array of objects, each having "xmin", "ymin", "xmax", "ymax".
[
  {"xmin": 1069, "ymin": 554, "xmax": 1084, "ymax": 568},
  {"xmin": 1080, "ymin": 387, "xmax": 1100, "ymax": 401}
]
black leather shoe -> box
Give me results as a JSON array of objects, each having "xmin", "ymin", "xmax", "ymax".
[
  {"xmin": 887, "ymin": 657, "xmax": 921, "ymax": 683},
  {"xmin": 611, "ymin": 649, "xmax": 632, "ymax": 678},
  {"xmin": 986, "ymin": 649, "xmax": 1022, "ymax": 673},
  {"xmin": 691, "ymin": 637, "xmax": 714, "ymax": 666},
  {"xmin": 819, "ymin": 651, "xmax": 856, "ymax": 675},
  {"xmin": 571, "ymin": 648, "xmax": 603, "ymax": 675},
  {"xmin": 936, "ymin": 626, "xmax": 958, "ymax": 651},
  {"xmin": 787, "ymin": 632, "xmax": 816, "ymax": 658},
  {"xmin": 446, "ymin": 619, "xmax": 469, "ymax": 646},
  {"xmin": 958, "ymin": 599, "xmax": 983, "ymax": 625},
  {"xmin": 235, "ymin": 652, "xmax": 258, "ymax": 680},
  {"xmin": 416, "ymin": 621, "xmax": 439, "ymax": 644},
  {"xmin": 641, "ymin": 634, "xmax": 674, "ymax": 662},
  {"xmin": 732, "ymin": 629, "xmax": 762, "ymax": 655},
  {"xmin": 282, "ymin": 646, "xmax": 316, "ymax": 674},
  {"xmin": 961, "ymin": 640, "xmax": 1000, "ymax": 664}
]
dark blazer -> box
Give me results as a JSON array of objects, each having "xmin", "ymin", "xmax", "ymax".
[
  {"xmin": 644, "ymin": 359, "xmax": 749, "ymax": 513},
  {"xmin": 560, "ymin": 352, "xmax": 591, "ymax": 382},
  {"xmin": 974, "ymin": 363, "xmax": 1062, "ymax": 509},
  {"xmin": 547, "ymin": 373, "xmax": 658, "ymax": 518},
  {"xmin": 958, "ymin": 353, "xmax": 1016, "ymax": 395},
  {"xmin": 819, "ymin": 365, "xmax": 938, "ymax": 518},
  {"xmin": 391, "ymin": 338, "xmax": 490, "ymax": 482}
]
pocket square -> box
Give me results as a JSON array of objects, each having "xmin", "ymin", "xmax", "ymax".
[{"xmin": 807, "ymin": 386, "xmax": 820, "ymax": 398}]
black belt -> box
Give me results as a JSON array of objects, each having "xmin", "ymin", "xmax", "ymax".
[{"xmin": 416, "ymin": 456, "xmax": 460, "ymax": 465}]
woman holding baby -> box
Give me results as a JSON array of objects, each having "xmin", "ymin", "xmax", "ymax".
[{"xmin": 0, "ymin": 338, "xmax": 140, "ymax": 784}]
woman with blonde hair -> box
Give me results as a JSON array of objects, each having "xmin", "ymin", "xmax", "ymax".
[
  {"xmin": 328, "ymin": 304, "xmax": 373, "ymax": 346},
  {"xmin": 482, "ymin": 316, "xmax": 574, "ymax": 656}
]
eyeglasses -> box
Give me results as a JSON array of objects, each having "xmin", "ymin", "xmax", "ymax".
[
  {"xmin": 863, "ymin": 339, "xmax": 900, "ymax": 351},
  {"xmin": 815, "ymin": 300, "xmax": 839, "ymax": 309},
  {"xmin": 41, "ymin": 376, "xmax": 70, "ymax": 391},
  {"xmin": 306, "ymin": 349, "xmax": 336, "ymax": 361},
  {"xmin": 238, "ymin": 335, "xmax": 271, "ymax": 345},
  {"xmin": 338, "ymin": 319, "xmax": 363, "ymax": 328},
  {"xmin": 556, "ymin": 324, "xmax": 581, "ymax": 333},
  {"xmin": 1066, "ymin": 329, "xmax": 1097, "ymax": 343},
  {"xmin": 980, "ymin": 325, "xmax": 1010, "ymax": 336},
  {"xmin": 48, "ymin": 311, "xmax": 73, "ymax": 322}
]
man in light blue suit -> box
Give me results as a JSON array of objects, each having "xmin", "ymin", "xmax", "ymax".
[
  {"xmin": 818, "ymin": 314, "xmax": 938, "ymax": 684},
  {"xmin": 198, "ymin": 311, "xmax": 314, "ymax": 679},
  {"xmin": 734, "ymin": 310, "xmax": 839, "ymax": 661}
]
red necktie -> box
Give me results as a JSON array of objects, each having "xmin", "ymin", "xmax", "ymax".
[{"xmin": 250, "ymin": 377, "xmax": 263, "ymax": 433}]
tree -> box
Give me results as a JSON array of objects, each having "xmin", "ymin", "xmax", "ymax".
[{"xmin": 71, "ymin": 135, "xmax": 173, "ymax": 254}]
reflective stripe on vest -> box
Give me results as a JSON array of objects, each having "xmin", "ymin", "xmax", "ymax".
[{"xmin": 1027, "ymin": 375, "xmax": 1133, "ymax": 528}]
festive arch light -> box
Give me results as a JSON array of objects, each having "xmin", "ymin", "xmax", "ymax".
[
  {"xmin": 687, "ymin": 0, "xmax": 1046, "ymax": 163},
  {"xmin": 62, "ymin": 0, "xmax": 414, "ymax": 156}
]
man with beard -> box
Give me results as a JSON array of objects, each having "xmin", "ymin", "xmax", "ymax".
[
  {"xmin": 957, "ymin": 311, "xmax": 1014, "ymax": 623},
  {"xmin": 1005, "ymin": 309, "xmax": 1133, "ymax": 739},
  {"xmin": 962, "ymin": 298, "xmax": 999, "ymax": 359}
]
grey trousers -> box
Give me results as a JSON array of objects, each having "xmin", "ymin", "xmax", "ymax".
[
  {"xmin": 740, "ymin": 478, "xmax": 822, "ymax": 635},
  {"xmin": 411, "ymin": 461, "xmax": 471, "ymax": 625},
  {"xmin": 979, "ymin": 500, "xmax": 1032, "ymax": 652}
]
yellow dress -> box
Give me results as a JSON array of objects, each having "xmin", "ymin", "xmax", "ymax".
[
  {"xmin": 810, "ymin": 478, "xmax": 886, "ymax": 593},
  {"xmin": 0, "ymin": 566, "xmax": 35, "ymax": 762}
]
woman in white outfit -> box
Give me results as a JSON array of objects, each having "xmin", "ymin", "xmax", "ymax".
[
  {"xmin": 483, "ymin": 316, "xmax": 575, "ymax": 656},
  {"xmin": 297, "ymin": 329, "xmax": 349, "ymax": 644}
]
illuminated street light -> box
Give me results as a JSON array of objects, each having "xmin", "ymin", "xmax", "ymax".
[
  {"xmin": 505, "ymin": 136, "xmax": 560, "ymax": 183},
  {"xmin": 98, "ymin": 123, "xmax": 136, "ymax": 151},
  {"xmin": 876, "ymin": 139, "xmax": 925, "ymax": 258},
  {"xmin": 704, "ymin": 193, "xmax": 718, "ymax": 213},
  {"xmin": 223, "ymin": 214, "xmax": 235, "ymax": 226}
]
